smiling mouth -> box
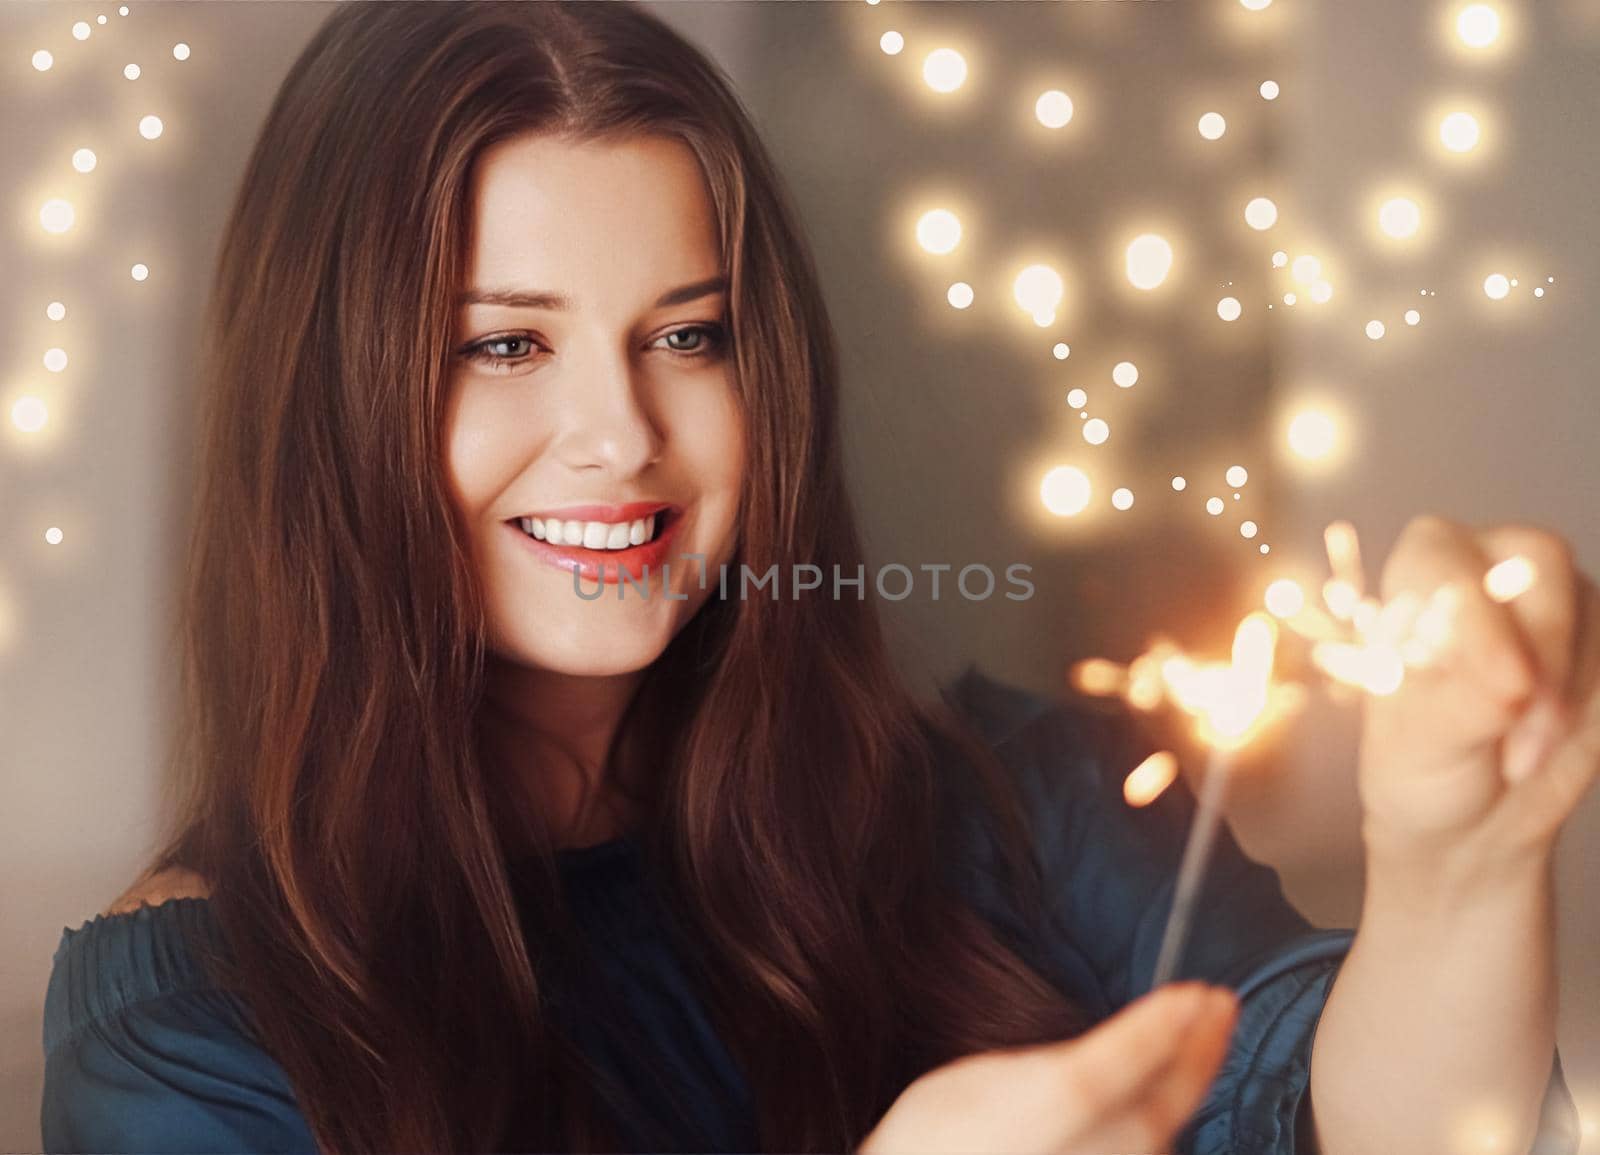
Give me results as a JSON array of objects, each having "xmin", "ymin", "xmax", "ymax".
[{"xmin": 507, "ymin": 508, "xmax": 678, "ymax": 551}]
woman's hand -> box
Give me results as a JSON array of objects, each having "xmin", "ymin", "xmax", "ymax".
[
  {"xmin": 1358, "ymin": 515, "xmax": 1600, "ymax": 885},
  {"xmin": 856, "ymin": 982, "xmax": 1240, "ymax": 1155}
]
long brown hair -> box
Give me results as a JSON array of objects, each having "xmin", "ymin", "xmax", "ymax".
[{"xmin": 139, "ymin": 2, "xmax": 1089, "ymax": 1150}]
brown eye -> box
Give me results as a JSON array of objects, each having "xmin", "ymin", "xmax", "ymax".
[
  {"xmin": 462, "ymin": 334, "xmax": 538, "ymax": 371},
  {"xmin": 655, "ymin": 324, "xmax": 727, "ymax": 358}
]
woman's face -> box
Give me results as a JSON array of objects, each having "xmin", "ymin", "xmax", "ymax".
[{"xmin": 445, "ymin": 133, "xmax": 744, "ymax": 677}]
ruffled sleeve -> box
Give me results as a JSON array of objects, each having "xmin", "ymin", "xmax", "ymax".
[
  {"xmin": 40, "ymin": 897, "xmax": 318, "ymax": 1154},
  {"xmin": 942, "ymin": 663, "xmax": 1582, "ymax": 1155}
]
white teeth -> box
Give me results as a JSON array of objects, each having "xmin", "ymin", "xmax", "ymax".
[{"xmin": 516, "ymin": 514, "xmax": 662, "ymax": 550}]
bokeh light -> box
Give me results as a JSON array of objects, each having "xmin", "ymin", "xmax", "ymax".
[
  {"xmin": 43, "ymin": 348, "xmax": 68, "ymax": 373},
  {"xmin": 1036, "ymin": 90, "xmax": 1075, "ymax": 129},
  {"xmin": 138, "ymin": 115, "xmax": 164, "ymax": 140},
  {"xmin": 1365, "ymin": 320, "xmax": 1386, "ymax": 340},
  {"xmin": 124, "ymin": 63, "xmax": 141, "ymax": 80},
  {"xmin": 1217, "ymin": 296, "xmax": 1242, "ymax": 321},
  {"xmin": 1112, "ymin": 487, "xmax": 1135, "ymax": 511},
  {"xmin": 71, "ymin": 148, "xmax": 97, "ymax": 173},
  {"xmin": 1112, "ymin": 361, "xmax": 1139, "ymax": 388},
  {"xmin": 1125, "ymin": 234, "xmax": 1174, "ymax": 290},
  {"xmin": 1287, "ymin": 407, "xmax": 1339, "ymax": 460},
  {"xmin": 1206, "ymin": 497, "xmax": 1225, "ymax": 516},
  {"xmin": 946, "ymin": 281, "xmax": 973, "ymax": 309},
  {"xmin": 1041, "ymin": 465, "xmax": 1092, "ymax": 517},
  {"xmin": 1483, "ymin": 273, "xmax": 1510, "ymax": 299},
  {"xmin": 45, "ymin": 527, "xmax": 65, "ymax": 546},
  {"xmin": 1439, "ymin": 111, "xmax": 1481, "ymax": 152},
  {"xmin": 1405, "ymin": 309, "xmax": 1421, "ymax": 325},
  {"xmin": 1244, "ymin": 197, "xmax": 1279, "ymax": 230},
  {"xmin": 1052, "ymin": 342, "xmax": 1071, "ymax": 360},
  {"xmin": 11, "ymin": 396, "xmax": 49, "ymax": 433},
  {"xmin": 1083, "ymin": 418, "xmax": 1110, "ymax": 445},
  {"xmin": 1198, "ymin": 112, "xmax": 1227, "ymax": 141},
  {"xmin": 173, "ymin": 42, "xmax": 192, "ymax": 61},
  {"xmin": 1014, "ymin": 264, "xmax": 1064, "ymax": 322},
  {"xmin": 916, "ymin": 209, "xmax": 962, "ymax": 254},
  {"xmin": 1241, "ymin": 521, "xmax": 1259, "ymax": 539},
  {"xmin": 39, "ymin": 199, "xmax": 75, "ymax": 234},
  {"xmin": 1172, "ymin": 476, "xmax": 1187, "ymax": 491},
  {"xmin": 922, "ymin": 48, "xmax": 967, "ymax": 93},
  {"xmin": 1264, "ymin": 579, "xmax": 1306, "ymax": 618},
  {"xmin": 131, "ymin": 263, "xmax": 150, "ymax": 281},
  {"xmin": 32, "ymin": 50, "xmax": 53, "ymax": 72},
  {"xmin": 1456, "ymin": 3, "xmax": 1501, "ymax": 48},
  {"xmin": 46, "ymin": 301, "xmax": 67, "ymax": 321},
  {"xmin": 879, "ymin": 31, "xmax": 904, "ymax": 56},
  {"xmin": 1259, "ymin": 80, "xmax": 1280, "ymax": 100},
  {"xmin": 1066, "ymin": 388, "xmax": 1087, "ymax": 409},
  {"xmin": 1225, "ymin": 465, "xmax": 1249, "ymax": 487},
  {"xmin": 1378, "ymin": 197, "xmax": 1421, "ymax": 239}
]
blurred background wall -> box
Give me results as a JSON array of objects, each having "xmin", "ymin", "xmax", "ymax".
[{"xmin": 2, "ymin": 1, "xmax": 1595, "ymax": 1149}]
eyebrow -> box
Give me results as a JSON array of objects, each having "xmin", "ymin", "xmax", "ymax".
[{"xmin": 456, "ymin": 275, "xmax": 728, "ymax": 311}]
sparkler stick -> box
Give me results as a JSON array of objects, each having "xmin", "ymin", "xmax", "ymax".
[{"xmin": 1149, "ymin": 745, "xmax": 1233, "ymax": 988}]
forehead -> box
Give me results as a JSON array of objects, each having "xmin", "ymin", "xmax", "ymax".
[{"xmin": 462, "ymin": 133, "xmax": 722, "ymax": 298}]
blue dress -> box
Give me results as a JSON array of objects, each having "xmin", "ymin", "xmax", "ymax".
[{"xmin": 40, "ymin": 666, "xmax": 1583, "ymax": 1153}]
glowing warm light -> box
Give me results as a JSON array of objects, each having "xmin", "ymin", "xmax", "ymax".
[
  {"xmin": 1483, "ymin": 273, "xmax": 1510, "ymax": 300},
  {"xmin": 1041, "ymin": 465, "xmax": 1092, "ymax": 516},
  {"xmin": 46, "ymin": 301, "xmax": 66, "ymax": 321},
  {"xmin": 1260, "ymin": 80, "xmax": 1280, "ymax": 100},
  {"xmin": 1206, "ymin": 497, "xmax": 1225, "ymax": 516},
  {"xmin": 1240, "ymin": 0, "xmax": 1273, "ymax": 8},
  {"xmin": 1124, "ymin": 751, "xmax": 1181, "ymax": 808},
  {"xmin": 1036, "ymin": 90, "xmax": 1075, "ymax": 129},
  {"xmin": 1310, "ymin": 279, "xmax": 1334, "ymax": 304},
  {"xmin": 1052, "ymin": 342, "xmax": 1071, "ymax": 360},
  {"xmin": 40, "ymin": 199, "xmax": 75, "ymax": 234},
  {"xmin": 1198, "ymin": 113, "xmax": 1227, "ymax": 141},
  {"xmin": 1241, "ymin": 521, "xmax": 1259, "ymax": 539},
  {"xmin": 1083, "ymin": 418, "xmax": 1110, "ymax": 445},
  {"xmin": 131, "ymin": 263, "xmax": 150, "ymax": 281},
  {"xmin": 1323, "ymin": 579, "xmax": 1361, "ymax": 621},
  {"xmin": 1014, "ymin": 264, "xmax": 1064, "ymax": 321},
  {"xmin": 1439, "ymin": 112, "xmax": 1481, "ymax": 152},
  {"xmin": 946, "ymin": 282, "xmax": 974, "ymax": 309},
  {"xmin": 1534, "ymin": 287, "xmax": 1544, "ymax": 298},
  {"xmin": 1291, "ymin": 255, "xmax": 1322, "ymax": 284},
  {"xmin": 124, "ymin": 63, "xmax": 141, "ymax": 80},
  {"xmin": 1244, "ymin": 197, "xmax": 1279, "ymax": 230},
  {"xmin": 1072, "ymin": 657, "xmax": 1126, "ymax": 696},
  {"xmin": 1265, "ymin": 579, "xmax": 1306, "ymax": 619},
  {"xmin": 1112, "ymin": 487, "xmax": 1135, "ymax": 511},
  {"xmin": 71, "ymin": 148, "xmax": 97, "ymax": 173},
  {"xmin": 922, "ymin": 48, "xmax": 967, "ymax": 93},
  {"xmin": 1112, "ymin": 361, "xmax": 1139, "ymax": 388},
  {"xmin": 1126, "ymin": 234, "xmax": 1174, "ymax": 290},
  {"xmin": 1225, "ymin": 466, "xmax": 1249, "ymax": 487},
  {"xmin": 879, "ymin": 31, "xmax": 904, "ymax": 55},
  {"xmin": 1456, "ymin": 3, "xmax": 1501, "ymax": 48},
  {"xmin": 1171, "ymin": 476, "xmax": 1187, "ymax": 491},
  {"xmin": 138, "ymin": 115, "xmax": 164, "ymax": 140},
  {"xmin": 1287, "ymin": 408, "xmax": 1338, "ymax": 460},
  {"xmin": 173, "ymin": 42, "xmax": 192, "ymax": 61},
  {"xmin": 915, "ymin": 209, "xmax": 961, "ymax": 255},
  {"xmin": 1283, "ymin": 292, "xmax": 1297, "ymax": 306},
  {"xmin": 32, "ymin": 50, "xmax": 54, "ymax": 71},
  {"xmin": 1378, "ymin": 197, "xmax": 1421, "ymax": 239},
  {"xmin": 72, "ymin": 21, "xmax": 92, "ymax": 40},
  {"xmin": 1271, "ymin": 250, "xmax": 1288, "ymax": 268},
  {"xmin": 1066, "ymin": 388, "xmax": 1087, "ymax": 408},
  {"xmin": 1217, "ymin": 296, "xmax": 1242, "ymax": 322},
  {"xmin": 1405, "ymin": 309, "xmax": 1421, "ymax": 325},
  {"xmin": 1484, "ymin": 556, "xmax": 1536, "ymax": 602},
  {"xmin": 1366, "ymin": 320, "xmax": 1386, "ymax": 340},
  {"xmin": 45, "ymin": 527, "xmax": 65, "ymax": 545},
  {"xmin": 11, "ymin": 396, "xmax": 49, "ymax": 433},
  {"xmin": 43, "ymin": 348, "xmax": 68, "ymax": 373}
]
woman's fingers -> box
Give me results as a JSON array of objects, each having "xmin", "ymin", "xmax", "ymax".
[
  {"xmin": 1065, "ymin": 987, "xmax": 1240, "ymax": 1155},
  {"xmin": 1053, "ymin": 983, "xmax": 1229, "ymax": 1130}
]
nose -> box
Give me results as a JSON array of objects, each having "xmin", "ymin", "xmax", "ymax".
[{"xmin": 552, "ymin": 338, "xmax": 665, "ymax": 477}]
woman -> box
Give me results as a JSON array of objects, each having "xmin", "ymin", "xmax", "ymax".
[{"xmin": 38, "ymin": 3, "xmax": 1596, "ymax": 1153}]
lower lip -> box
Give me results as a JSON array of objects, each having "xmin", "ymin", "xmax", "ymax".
[{"xmin": 505, "ymin": 513, "xmax": 685, "ymax": 585}]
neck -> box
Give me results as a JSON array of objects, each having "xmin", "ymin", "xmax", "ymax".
[{"xmin": 479, "ymin": 654, "xmax": 648, "ymax": 852}]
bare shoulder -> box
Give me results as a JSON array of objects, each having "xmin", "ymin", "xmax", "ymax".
[{"xmin": 102, "ymin": 866, "xmax": 214, "ymax": 917}]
